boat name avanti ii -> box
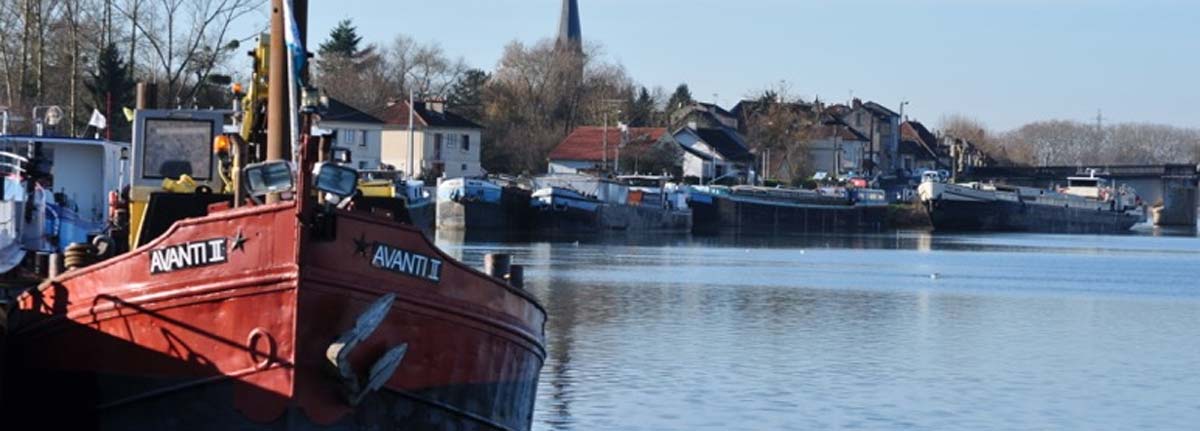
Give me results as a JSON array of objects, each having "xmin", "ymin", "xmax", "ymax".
[
  {"xmin": 150, "ymin": 238, "xmax": 228, "ymax": 274},
  {"xmin": 370, "ymin": 243, "xmax": 443, "ymax": 283}
]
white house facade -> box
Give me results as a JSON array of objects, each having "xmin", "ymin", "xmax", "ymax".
[
  {"xmin": 376, "ymin": 101, "xmax": 484, "ymax": 179},
  {"xmin": 673, "ymin": 126, "xmax": 753, "ymax": 183}
]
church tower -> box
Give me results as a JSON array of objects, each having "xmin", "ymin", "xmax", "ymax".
[{"xmin": 557, "ymin": 0, "xmax": 582, "ymax": 53}]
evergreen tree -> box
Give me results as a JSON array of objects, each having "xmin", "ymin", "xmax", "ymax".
[
  {"xmin": 85, "ymin": 43, "xmax": 135, "ymax": 140},
  {"xmin": 625, "ymin": 87, "xmax": 655, "ymax": 127},
  {"xmin": 448, "ymin": 69, "xmax": 489, "ymax": 123},
  {"xmin": 319, "ymin": 19, "xmax": 363, "ymax": 58},
  {"xmin": 666, "ymin": 83, "xmax": 693, "ymax": 111}
]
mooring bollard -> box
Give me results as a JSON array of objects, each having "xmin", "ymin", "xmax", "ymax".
[
  {"xmin": 48, "ymin": 253, "xmax": 64, "ymax": 278},
  {"xmin": 484, "ymin": 253, "xmax": 511, "ymax": 280},
  {"xmin": 507, "ymin": 265, "xmax": 525, "ymax": 289}
]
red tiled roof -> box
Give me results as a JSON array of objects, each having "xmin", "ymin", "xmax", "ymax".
[
  {"xmin": 549, "ymin": 126, "xmax": 670, "ymax": 161},
  {"xmin": 373, "ymin": 101, "xmax": 428, "ymax": 127}
]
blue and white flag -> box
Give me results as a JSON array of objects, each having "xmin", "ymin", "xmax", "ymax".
[
  {"xmin": 280, "ymin": 0, "xmax": 305, "ymax": 161},
  {"xmin": 281, "ymin": 0, "xmax": 306, "ymax": 80}
]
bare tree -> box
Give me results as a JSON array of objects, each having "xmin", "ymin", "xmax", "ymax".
[
  {"xmin": 481, "ymin": 39, "xmax": 632, "ymax": 174},
  {"xmin": 740, "ymin": 85, "xmax": 817, "ymax": 183},
  {"xmin": 996, "ymin": 120, "xmax": 1200, "ymax": 166},
  {"xmin": 116, "ymin": 0, "xmax": 261, "ymax": 106}
]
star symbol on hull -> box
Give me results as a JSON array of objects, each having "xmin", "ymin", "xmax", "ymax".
[
  {"xmin": 353, "ymin": 233, "xmax": 372, "ymax": 256},
  {"xmin": 231, "ymin": 228, "xmax": 248, "ymax": 252}
]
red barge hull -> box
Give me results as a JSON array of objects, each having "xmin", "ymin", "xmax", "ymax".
[{"xmin": 4, "ymin": 201, "xmax": 546, "ymax": 430}]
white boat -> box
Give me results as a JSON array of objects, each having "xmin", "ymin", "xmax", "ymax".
[{"xmin": 0, "ymin": 135, "xmax": 129, "ymax": 274}]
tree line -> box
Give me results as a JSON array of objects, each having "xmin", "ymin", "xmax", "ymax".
[
  {"xmin": 318, "ymin": 21, "xmax": 1200, "ymax": 177},
  {"xmin": 0, "ymin": 0, "xmax": 263, "ymax": 140},
  {"xmin": 313, "ymin": 20, "xmax": 694, "ymax": 176},
  {"xmin": 940, "ymin": 114, "xmax": 1200, "ymax": 168},
  {"xmin": 11, "ymin": 5, "xmax": 1190, "ymax": 174}
]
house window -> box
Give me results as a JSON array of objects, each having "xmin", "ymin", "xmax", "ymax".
[
  {"xmin": 341, "ymin": 129, "xmax": 357, "ymax": 146},
  {"xmin": 461, "ymin": 163, "xmax": 467, "ymax": 172},
  {"xmin": 462, "ymin": 134, "xmax": 470, "ymax": 152},
  {"xmin": 434, "ymin": 134, "xmax": 443, "ymax": 160},
  {"xmin": 359, "ymin": 161, "xmax": 367, "ymax": 169},
  {"xmin": 359, "ymin": 130, "xmax": 367, "ymax": 147},
  {"xmin": 446, "ymin": 134, "xmax": 459, "ymax": 149}
]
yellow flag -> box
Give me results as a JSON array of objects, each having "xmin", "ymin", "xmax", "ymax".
[{"xmin": 123, "ymin": 107, "xmax": 135, "ymax": 122}]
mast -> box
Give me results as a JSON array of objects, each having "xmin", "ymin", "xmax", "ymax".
[
  {"xmin": 266, "ymin": 0, "xmax": 289, "ymax": 203},
  {"xmin": 408, "ymin": 90, "xmax": 415, "ymax": 178}
]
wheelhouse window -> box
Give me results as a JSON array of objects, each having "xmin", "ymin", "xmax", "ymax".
[
  {"xmin": 142, "ymin": 119, "xmax": 214, "ymax": 180},
  {"xmin": 1068, "ymin": 178, "xmax": 1099, "ymax": 188}
]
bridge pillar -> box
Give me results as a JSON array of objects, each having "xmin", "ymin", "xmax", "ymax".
[{"xmin": 1152, "ymin": 176, "xmax": 1198, "ymax": 227}]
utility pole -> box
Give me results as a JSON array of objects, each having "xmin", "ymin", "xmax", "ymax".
[
  {"xmin": 408, "ymin": 90, "xmax": 415, "ymax": 178},
  {"xmin": 602, "ymin": 111, "xmax": 608, "ymax": 173},
  {"xmin": 616, "ymin": 120, "xmax": 626, "ymax": 176},
  {"xmin": 597, "ymin": 99, "xmax": 624, "ymax": 174}
]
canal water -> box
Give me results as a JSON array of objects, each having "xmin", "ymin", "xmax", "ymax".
[{"xmin": 437, "ymin": 228, "xmax": 1200, "ymax": 431}]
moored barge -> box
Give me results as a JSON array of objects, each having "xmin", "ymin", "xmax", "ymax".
[
  {"xmin": 917, "ymin": 171, "xmax": 1144, "ymax": 234},
  {"xmin": 688, "ymin": 185, "xmax": 889, "ymax": 233},
  {"xmin": 530, "ymin": 174, "xmax": 691, "ymax": 234},
  {"xmin": 436, "ymin": 176, "xmax": 534, "ymax": 233}
]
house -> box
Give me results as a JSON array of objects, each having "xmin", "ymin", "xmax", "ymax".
[
  {"xmin": 375, "ymin": 100, "xmax": 484, "ymax": 179},
  {"xmin": 836, "ymin": 99, "xmax": 901, "ymax": 176},
  {"xmin": 319, "ymin": 98, "xmax": 385, "ymax": 170},
  {"xmin": 939, "ymin": 135, "xmax": 995, "ymax": 180},
  {"xmin": 673, "ymin": 124, "xmax": 754, "ymax": 183},
  {"xmin": 669, "ymin": 101, "xmax": 739, "ymax": 130},
  {"xmin": 807, "ymin": 119, "xmax": 871, "ymax": 178},
  {"xmin": 898, "ymin": 120, "xmax": 945, "ymax": 175},
  {"xmin": 547, "ymin": 126, "xmax": 677, "ymax": 175}
]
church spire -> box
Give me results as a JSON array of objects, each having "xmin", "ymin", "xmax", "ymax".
[{"xmin": 557, "ymin": 0, "xmax": 582, "ymax": 52}]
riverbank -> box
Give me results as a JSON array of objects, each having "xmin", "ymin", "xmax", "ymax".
[{"xmin": 888, "ymin": 203, "xmax": 931, "ymax": 229}]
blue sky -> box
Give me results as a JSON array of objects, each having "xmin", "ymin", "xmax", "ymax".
[{"xmin": 299, "ymin": 0, "xmax": 1198, "ymax": 131}]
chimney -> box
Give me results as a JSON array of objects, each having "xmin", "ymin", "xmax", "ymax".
[
  {"xmin": 427, "ymin": 99, "xmax": 445, "ymax": 114},
  {"xmin": 852, "ymin": 98, "xmax": 863, "ymax": 109}
]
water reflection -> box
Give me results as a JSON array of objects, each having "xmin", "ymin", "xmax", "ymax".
[{"xmin": 437, "ymin": 231, "xmax": 1200, "ymax": 431}]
